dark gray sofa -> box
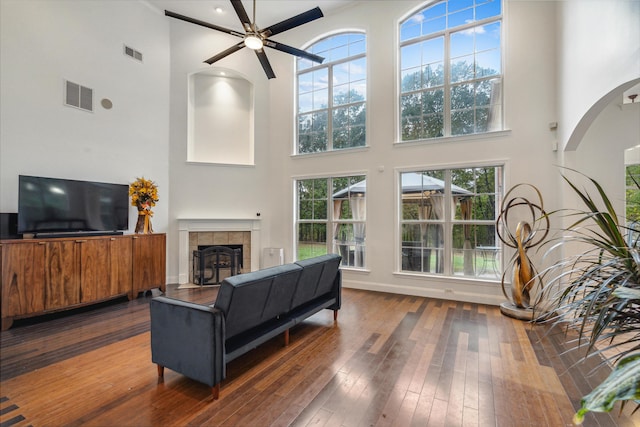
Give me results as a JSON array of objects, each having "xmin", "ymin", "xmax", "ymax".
[{"xmin": 150, "ymin": 253, "xmax": 342, "ymax": 399}]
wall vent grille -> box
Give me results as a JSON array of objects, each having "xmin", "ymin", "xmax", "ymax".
[
  {"xmin": 124, "ymin": 45, "xmax": 143, "ymax": 62},
  {"xmin": 64, "ymin": 80, "xmax": 93, "ymax": 112}
]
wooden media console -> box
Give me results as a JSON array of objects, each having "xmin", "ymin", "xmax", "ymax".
[{"xmin": 0, "ymin": 233, "xmax": 166, "ymax": 330}]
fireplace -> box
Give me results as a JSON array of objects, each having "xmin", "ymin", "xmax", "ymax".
[
  {"xmin": 178, "ymin": 218, "xmax": 261, "ymax": 285},
  {"xmin": 193, "ymin": 245, "xmax": 242, "ymax": 285}
]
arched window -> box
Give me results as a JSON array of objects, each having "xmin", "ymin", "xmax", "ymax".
[
  {"xmin": 399, "ymin": 0, "xmax": 502, "ymax": 141},
  {"xmin": 296, "ymin": 33, "xmax": 366, "ymax": 154}
]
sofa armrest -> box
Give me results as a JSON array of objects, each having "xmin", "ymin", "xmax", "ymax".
[
  {"xmin": 329, "ymin": 269, "xmax": 342, "ymax": 311},
  {"xmin": 150, "ymin": 296, "xmax": 226, "ymax": 389}
]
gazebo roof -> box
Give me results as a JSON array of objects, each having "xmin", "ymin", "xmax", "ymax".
[{"xmin": 332, "ymin": 172, "xmax": 471, "ymax": 198}]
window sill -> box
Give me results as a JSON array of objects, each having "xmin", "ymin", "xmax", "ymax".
[
  {"xmin": 340, "ymin": 266, "xmax": 371, "ymax": 273},
  {"xmin": 186, "ymin": 161, "xmax": 255, "ymax": 168},
  {"xmin": 291, "ymin": 145, "xmax": 370, "ymax": 159},
  {"xmin": 393, "ymin": 270, "xmax": 502, "ymax": 286},
  {"xmin": 394, "ymin": 129, "xmax": 511, "ymax": 147}
]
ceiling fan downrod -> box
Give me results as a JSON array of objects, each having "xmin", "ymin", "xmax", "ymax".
[{"xmin": 244, "ymin": 0, "xmax": 263, "ymax": 50}]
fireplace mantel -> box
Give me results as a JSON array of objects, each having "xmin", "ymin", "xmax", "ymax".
[{"xmin": 177, "ymin": 217, "xmax": 261, "ymax": 284}]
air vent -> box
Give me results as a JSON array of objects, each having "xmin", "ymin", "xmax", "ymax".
[
  {"xmin": 65, "ymin": 80, "xmax": 93, "ymax": 112},
  {"xmin": 124, "ymin": 45, "xmax": 143, "ymax": 62}
]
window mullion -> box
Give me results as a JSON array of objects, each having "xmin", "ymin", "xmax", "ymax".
[
  {"xmin": 327, "ymin": 178, "xmax": 333, "ymax": 253},
  {"xmin": 327, "ymin": 66, "xmax": 334, "ymax": 151},
  {"xmin": 443, "ymin": 31, "xmax": 451, "ymax": 137},
  {"xmin": 443, "ymin": 169, "xmax": 453, "ymax": 275}
]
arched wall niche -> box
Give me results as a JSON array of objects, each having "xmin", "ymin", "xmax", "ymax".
[{"xmin": 187, "ymin": 67, "xmax": 255, "ymax": 165}]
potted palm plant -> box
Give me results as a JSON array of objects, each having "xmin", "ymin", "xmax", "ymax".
[{"xmin": 535, "ymin": 169, "xmax": 640, "ymax": 424}]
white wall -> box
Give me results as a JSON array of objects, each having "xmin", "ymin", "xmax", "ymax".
[
  {"xmin": 165, "ymin": 15, "xmax": 272, "ymax": 283},
  {"xmin": 261, "ymin": 0, "xmax": 561, "ymax": 305},
  {"xmin": 565, "ymin": 102, "xmax": 640, "ymax": 217},
  {"xmin": 557, "ymin": 0, "xmax": 640, "ymax": 151},
  {"xmin": 0, "ymin": 0, "xmax": 170, "ymax": 233}
]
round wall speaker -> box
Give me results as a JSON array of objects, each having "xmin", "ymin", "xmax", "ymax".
[{"xmin": 101, "ymin": 98, "xmax": 113, "ymax": 109}]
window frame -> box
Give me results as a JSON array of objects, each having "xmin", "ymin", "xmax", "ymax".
[
  {"xmin": 295, "ymin": 174, "xmax": 368, "ymax": 269},
  {"xmin": 397, "ymin": 165, "xmax": 504, "ymax": 280},
  {"xmin": 398, "ymin": 0, "xmax": 503, "ymax": 142},
  {"xmin": 296, "ymin": 32, "xmax": 367, "ymax": 154}
]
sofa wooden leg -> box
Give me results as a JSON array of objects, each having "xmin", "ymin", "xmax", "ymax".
[
  {"xmin": 284, "ymin": 329, "xmax": 290, "ymax": 346},
  {"xmin": 333, "ymin": 310, "xmax": 338, "ymax": 322},
  {"xmin": 212, "ymin": 383, "xmax": 220, "ymax": 400},
  {"xmin": 157, "ymin": 365, "xmax": 164, "ymax": 378}
]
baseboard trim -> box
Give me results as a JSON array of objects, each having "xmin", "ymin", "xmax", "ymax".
[{"xmin": 342, "ymin": 278, "xmax": 504, "ymax": 306}]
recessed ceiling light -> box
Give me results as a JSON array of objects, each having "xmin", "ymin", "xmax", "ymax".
[{"xmin": 214, "ymin": 7, "xmax": 223, "ymax": 13}]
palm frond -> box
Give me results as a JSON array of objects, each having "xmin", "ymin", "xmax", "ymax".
[{"xmin": 534, "ymin": 169, "xmax": 640, "ymax": 421}]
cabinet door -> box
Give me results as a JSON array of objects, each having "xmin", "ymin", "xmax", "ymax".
[
  {"xmin": 78, "ymin": 239, "xmax": 111, "ymax": 303},
  {"xmin": 1, "ymin": 242, "xmax": 46, "ymax": 317},
  {"xmin": 132, "ymin": 234, "xmax": 166, "ymax": 295},
  {"xmin": 109, "ymin": 236, "xmax": 132, "ymax": 299},
  {"xmin": 45, "ymin": 240, "xmax": 80, "ymax": 310}
]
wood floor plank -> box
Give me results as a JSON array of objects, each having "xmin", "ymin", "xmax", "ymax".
[{"xmin": 1, "ymin": 286, "xmax": 638, "ymax": 426}]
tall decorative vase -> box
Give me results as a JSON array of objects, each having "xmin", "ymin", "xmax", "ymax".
[
  {"xmin": 135, "ymin": 212, "xmax": 153, "ymax": 234},
  {"xmin": 130, "ymin": 177, "xmax": 158, "ymax": 235}
]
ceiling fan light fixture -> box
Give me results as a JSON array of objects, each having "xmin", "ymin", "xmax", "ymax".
[{"xmin": 244, "ymin": 35, "xmax": 263, "ymax": 50}]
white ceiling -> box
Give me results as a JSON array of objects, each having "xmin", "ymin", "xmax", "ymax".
[{"xmin": 145, "ymin": 0, "xmax": 356, "ymax": 33}]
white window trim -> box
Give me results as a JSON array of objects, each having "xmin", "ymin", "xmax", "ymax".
[
  {"xmin": 293, "ymin": 172, "xmax": 369, "ymax": 270},
  {"xmin": 394, "ymin": 162, "xmax": 508, "ymax": 280},
  {"xmin": 396, "ymin": 1, "xmax": 504, "ymax": 142},
  {"xmin": 295, "ymin": 31, "xmax": 368, "ymax": 155}
]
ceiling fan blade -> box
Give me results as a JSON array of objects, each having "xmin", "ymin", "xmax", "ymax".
[
  {"xmin": 264, "ymin": 40, "xmax": 324, "ymax": 63},
  {"xmin": 165, "ymin": 10, "xmax": 245, "ymax": 38},
  {"xmin": 255, "ymin": 50, "xmax": 276, "ymax": 79},
  {"xmin": 204, "ymin": 42, "xmax": 246, "ymax": 65},
  {"xmin": 230, "ymin": 0, "xmax": 252, "ymax": 32},
  {"xmin": 260, "ymin": 7, "xmax": 323, "ymax": 38}
]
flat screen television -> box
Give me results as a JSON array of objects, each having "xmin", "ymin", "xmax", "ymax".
[{"xmin": 18, "ymin": 175, "xmax": 129, "ymax": 237}]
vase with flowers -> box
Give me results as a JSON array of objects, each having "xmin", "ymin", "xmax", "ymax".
[{"xmin": 129, "ymin": 177, "xmax": 158, "ymax": 234}]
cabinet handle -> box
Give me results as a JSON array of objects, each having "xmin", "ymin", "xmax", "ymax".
[
  {"xmin": 38, "ymin": 242, "xmax": 47, "ymax": 245},
  {"xmin": 132, "ymin": 236, "xmax": 139, "ymax": 239},
  {"xmin": 75, "ymin": 240, "xmax": 87, "ymax": 243},
  {"xmin": 110, "ymin": 238, "xmax": 116, "ymax": 241}
]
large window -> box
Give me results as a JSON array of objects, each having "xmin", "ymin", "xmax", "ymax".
[
  {"xmin": 400, "ymin": 166, "xmax": 503, "ymax": 279},
  {"xmin": 399, "ymin": 0, "xmax": 502, "ymax": 141},
  {"xmin": 297, "ymin": 33, "xmax": 366, "ymax": 153},
  {"xmin": 296, "ymin": 175, "xmax": 366, "ymax": 268}
]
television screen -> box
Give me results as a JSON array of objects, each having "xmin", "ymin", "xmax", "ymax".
[{"xmin": 18, "ymin": 175, "xmax": 129, "ymax": 235}]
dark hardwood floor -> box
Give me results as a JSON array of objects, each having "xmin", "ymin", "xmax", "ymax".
[{"xmin": 1, "ymin": 285, "xmax": 638, "ymax": 427}]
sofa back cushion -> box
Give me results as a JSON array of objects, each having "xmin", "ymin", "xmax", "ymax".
[
  {"xmin": 292, "ymin": 254, "xmax": 341, "ymax": 308},
  {"xmin": 214, "ymin": 263, "xmax": 302, "ymax": 339}
]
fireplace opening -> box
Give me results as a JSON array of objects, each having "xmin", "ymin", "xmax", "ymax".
[{"xmin": 193, "ymin": 245, "xmax": 242, "ymax": 285}]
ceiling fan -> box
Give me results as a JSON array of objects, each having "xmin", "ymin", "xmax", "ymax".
[{"xmin": 165, "ymin": 0, "xmax": 325, "ymax": 79}]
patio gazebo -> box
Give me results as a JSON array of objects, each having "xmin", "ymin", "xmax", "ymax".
[
  {"xmin": 332, "ymin": 173, "xmax": 473, "ymax": 273},
  {"xmin": 399, "ymin": 173, "xmax": 473, "ymax": 274}
]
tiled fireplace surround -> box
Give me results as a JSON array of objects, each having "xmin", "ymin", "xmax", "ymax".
[{"xmin": 178, "ymin": 218, "xmax": 261, "ymax": 285}]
